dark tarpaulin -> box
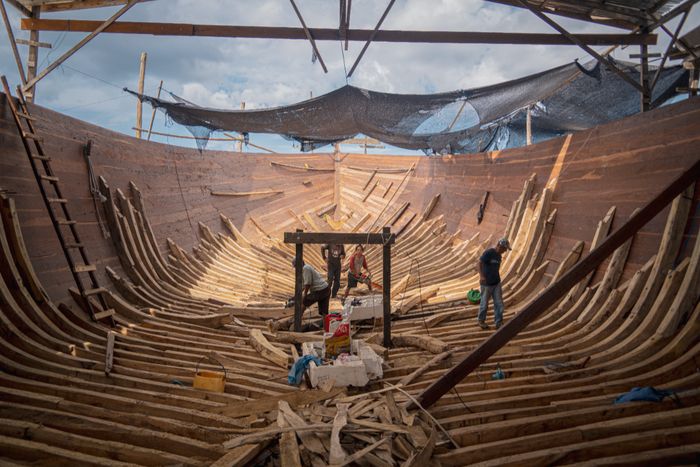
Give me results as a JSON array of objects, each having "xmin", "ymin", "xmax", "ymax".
[{"xmin": 127, "ymin": 59, "xmax": 686, "ymax": 154}]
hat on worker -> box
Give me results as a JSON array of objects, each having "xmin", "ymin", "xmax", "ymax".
[{"xmin": 498, "ymin": 238, "xmax": 512, "ymax": 250}]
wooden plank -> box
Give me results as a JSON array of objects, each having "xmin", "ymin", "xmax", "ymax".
[
  {"xmin": 277, "ymin": 407, "xmax": 302, "ymax": 467},
  {"xmin": 104, "ymin": 330, "xmax": 115, "ymax": 375},
  {"xmin": 420, "ymin": 194, "xmax": 440, "ymax": 220},
  {"xmin": 399, "ymin": 350, "xmax": 453, "ymax": 386},
  {"xmin": 392, "ymin": 333, "xmax": 448, "ymax": 354},
  {"xmin": 329, "ymin": 403, "xmax": 349, "ymax": 464},
  {"xmin": 211, "ymin": 189, "xmax": 283, "ymax": 197},
  {"xmin": 249, "ymin": 328, "xmax": 290, "ymax": 368},
  {"xmin": 284, "ymin": 231, "xmax": 395, "ymax": 245},
  {"xmin": 214, "ymin": 388, "xmax": 343, "ymax": 418},
  {"xmin": 19, "ymin": 18, "xmax": 657, "ymax": 45}
]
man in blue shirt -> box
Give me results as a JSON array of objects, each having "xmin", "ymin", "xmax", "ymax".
[{"xmin": 477, "ymin": 238, "xmax": 511, "ymax": 330}]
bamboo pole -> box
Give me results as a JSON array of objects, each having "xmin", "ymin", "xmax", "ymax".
[
  {"xmin": 135, "ymin": 51, "xmax": 147, "ymax": 139},
  {"xmin": 146, "ymin": 79, "xmax": 162, "ymax": 141}
]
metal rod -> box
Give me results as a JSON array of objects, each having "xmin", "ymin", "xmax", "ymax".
[
  {"xmin": 650, "ymin": 11, "xmax": 688, "ymax": 93},
  {"xmin": 517, "ymin": 0, "xmax": 644, "ymax": 93},
  {"xmin": 347, "ymin": 0, "xmax": 396, "ymax": 78},
  {"xmin": 289, "ymin": 0, "xmax": 328, "ymax": 73},
  {"xmin": 146, "ymin": 79, "xmax": 162, "ymax": 141}
]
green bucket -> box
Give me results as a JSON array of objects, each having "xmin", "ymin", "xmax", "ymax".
[{"xmin": 467, "ymin": 289, "xmax": 481, "ymax": 304}]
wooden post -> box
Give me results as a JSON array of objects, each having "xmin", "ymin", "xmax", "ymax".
[
  {"xmin": 105, "ymin": 330, "xmax": 115, "ymax": 375},
  {"xmin": 382, "ymin": 227, "xmax": 392, "ymax": 348},
  {"xmin": 639, "ymin": 27, "xmax": 651, "ymax": 112},
  {"xmin": 294, "ymin": 229, "xmax": 304, "ymax": 332},
  {"xmin": 526, "ymin": 106, "xmax": 532, "ymax": 145},
  {"xmin": 136, "ymin": 51, "xmax": 147, "ymax": 138},
  {"xmin": 236, "ymin": 102, "xmax": 245, "ymax": 152},
  {"xmin": 25, "ymin": 5, "xmax": 39, "ymax": 102},
  {"xmin": 146, "ymin": 79, "xmax": 162, "ymax": 141}
]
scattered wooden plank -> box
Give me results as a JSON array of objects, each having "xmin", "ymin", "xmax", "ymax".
[
  {"xmin": 214, "ymin": 388, "xmax": 344, "ymax": 418},
  {"xmin": 421, "ymin": 194, "xmax": 441, "ymax": 220},
  {"xmin": 363, "ymin": 170, "xmax": 378, "ymax": 190},
  {"xmin": 271, "ymin": 161, "xmax": 334, "ymax": 172},
  {"xmin": 249, "ymin": 329, "xmax": 291, "ymax": 368},
  {"xmin": 332, "ymin": 437, "xmax": 389, "ymax": 467},
  {"xmin": 104, "ymin": 331, "xmax": 115, "ymax": 375},
  {"xmin": 211, "ymin": 189, "xmax": 283, "ymax": 197},
  {"xmin": 278, "ymin": 401, "xmax": 326, "ymax": 455},
  {"xmin": 399, "ymin": 350, "xmax": 453, "ymax": 386},
  {"xmin": 392, "ymin": 333, "xmax": 448, "ymax": 354},
  {"xmin": 329, "ymin": 403, "xmax": 349, "ymax": 464}
]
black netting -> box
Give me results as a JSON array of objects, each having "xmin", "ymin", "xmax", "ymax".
[{"xmin": 126, "ymin": 60, "xmax": 687, "ymax": 154}]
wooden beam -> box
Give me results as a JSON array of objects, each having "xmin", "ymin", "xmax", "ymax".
[
  {"xmin": 135, "ymin": 51, "xmax": 146, "ymax": 138},
  {"xmin": 347, "ymin": 0, "xmax": 395, "ymax": 78},
  {"xmin": 284, "ymin": 231, "xmax": 395, "ymax": 245},
  {"xmin": 5, "ymin": 0, "xmax": 30, "ymax": 17},
  {"xmin": 293, "ymin": 229, "xmax": 303, "ymax": 332},
  {"xmin": 516, "ymin": 0, "xmax": 645, "ymax": 94},
  {"xmin": 15, "ymin": 37, "xmax": 51, "ymax": 48},
  {"xmin": 21, "ymin": 0, "xmax": 141, "ymax": 94},
  {"xmin": 288, "ymin": 0, "xmax": 327, "ymax": 73},
  {"xmin": 0, "ymin": 0, "xmax": 27, "ymax": 84},
  {"xmin": 382, "ymin": 226, "xmax": 392, "ymax": 348},
  {"xmin": 416, "ymin": 157, "xmax": 700, "ymax": 409},
  {"xmin": 19, "ymin": 19, "xmax": 658, "ymax": 45},
  {"xmin": 25, "ymin": 5, "xmax": 39, "ymax": 101},
  {"xmin": 39, "ymin": 0, "xmax": 155, "ymax": 12}
]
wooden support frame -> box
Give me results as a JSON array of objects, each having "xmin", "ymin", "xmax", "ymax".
[
  {"xmin": 417, "ymin": 157, "xmax": 700, "ymax": 409},
  {"xmin": 284, "ymin": 228, "xmax": 395, "ymax": 346},
  {"xmin": 20, "ymin": 18, "xmax": 658, "ymax": 46},
  {"xmin": 21, "ymin": 0, "xmax": 140, "ymax": 95}
]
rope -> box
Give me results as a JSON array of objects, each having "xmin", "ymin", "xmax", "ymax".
[{"xmin": 84, "ymin": 145, "xmax": 110, "ymax": 239}]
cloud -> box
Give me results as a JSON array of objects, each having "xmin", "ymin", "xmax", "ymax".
[{"xmin": 1, "ymin": 0, "xmax": 698, "ymax": 154}]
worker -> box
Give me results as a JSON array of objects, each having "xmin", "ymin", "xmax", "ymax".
[
  {"xmin": 321, "ymin": 243, "xmax": 345, "ymax": 298},
  {"xmin": 477, "ymin": 238, "xmax": 511, "ymax": 330},
  {"xmin": 342, "ymin": 244, "xmax": 372, "ymax": 304},
  {"xmin": 291, "ymin": 258, "xmax": 331, "ymax": 318}
]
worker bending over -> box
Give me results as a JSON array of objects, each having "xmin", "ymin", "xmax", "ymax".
[
  {"xmin": 477, "ymin": 238, "xmax": 511, "ymax": 330},
  {"xmin": 342, "ymin": 244, "xmax": 372, "ymax": 304},
  {"xmin": 291, "ymin": 258, "xmax": 331, "ymax": 318}
]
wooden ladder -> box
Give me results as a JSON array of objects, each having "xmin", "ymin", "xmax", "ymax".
[{"xmin": 1, "ymin": 76, "xmax": 115, "ymax": 325}]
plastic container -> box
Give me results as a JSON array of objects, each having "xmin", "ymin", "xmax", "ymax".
[
  {"xmin": 324, "ymin": 312, "xmax": 342, "ymax": 332},
  {"xmin": 193, "ymin": 356, "xmax": 227, "ymax": 393}
]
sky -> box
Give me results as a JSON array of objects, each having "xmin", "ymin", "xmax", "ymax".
[{"xmin": 1, "ymin": 0, "xmax": 698, "ymax": 154}]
